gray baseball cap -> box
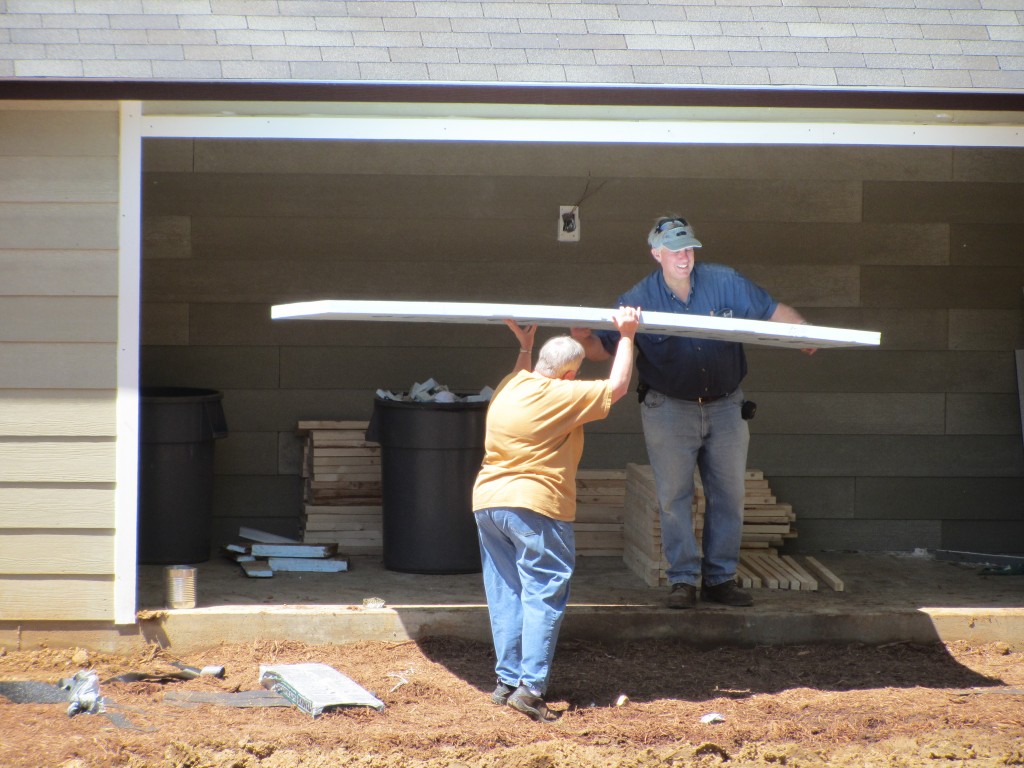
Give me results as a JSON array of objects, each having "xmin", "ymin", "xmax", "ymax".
[{"xmin": 648, "ymin": 218, "xmax": 702, "ymax": 251}]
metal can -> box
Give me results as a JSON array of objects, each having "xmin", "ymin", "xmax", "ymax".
[{"xmin": 165, "ymin": 565, "xmax": 197, "ymax": 609}]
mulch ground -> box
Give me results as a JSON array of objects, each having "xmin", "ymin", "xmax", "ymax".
[{"xmin": 1, "ymin": 637, "xmax": 1022, "ymax": 767}]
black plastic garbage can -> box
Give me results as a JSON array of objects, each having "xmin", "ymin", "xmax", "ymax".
[
  {"xmin": 367, "ymin": 396, "xmax": 488, "ymax": 574},
  {"xmin": 137, "ymin": 387, "xmax": 228, "ymax": 565}
]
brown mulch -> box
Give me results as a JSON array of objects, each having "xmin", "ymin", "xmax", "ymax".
[{"xmin": 0, "ymin": 637, "xmax": 1022, "ymax": 767}]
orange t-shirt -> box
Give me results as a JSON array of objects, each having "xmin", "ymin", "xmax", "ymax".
[{"xmin": 472, "ymin": 370, "xmax": 613, "ymax": 522}]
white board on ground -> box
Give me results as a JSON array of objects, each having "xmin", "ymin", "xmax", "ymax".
[{"xmin": 271, "ymin": 299, "xmax": 880, "ymax": 350}]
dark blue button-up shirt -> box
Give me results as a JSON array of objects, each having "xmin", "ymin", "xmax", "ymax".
[{"xmin": 595, "ymin": 263, "xmax": 777, "ymax": 400}]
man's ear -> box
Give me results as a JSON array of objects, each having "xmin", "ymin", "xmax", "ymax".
[
  {"xmin": 561, "ymin": 370, "xmax": 577, "ymax": 381},
  {"xmin": 651, "ymin": 248, "xmax": 662, "ymax": 263}
]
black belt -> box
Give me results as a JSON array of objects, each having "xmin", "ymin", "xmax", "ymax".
[{"xmin": 684, "ymin": 393, "xmax": 729, "ymax": 404}]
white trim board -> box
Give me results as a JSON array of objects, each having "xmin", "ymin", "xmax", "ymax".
[
  {"xmin": 271, "ymin": 300, "xmax": 880, "ymax": 350},
  {"xmin": 141, "ymin": 114, "xmax": 1024, "ymax": 148}
]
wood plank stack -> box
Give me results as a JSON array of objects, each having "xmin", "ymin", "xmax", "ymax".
[
  {"xmin": 296, "ymin": 420, "xmax": 383, "ymax": 556},
  {"xmin": 622, "ymin": 462, "xmax": 842, "ymax": 591},
  {"xmin": 574, "ymin": 469, "xmax": 626, "ymax": 557}
]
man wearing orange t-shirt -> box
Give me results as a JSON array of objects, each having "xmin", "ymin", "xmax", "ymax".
[{"xmin": 473, "ymin": 306, "xmax": 639, "ymax": 722}]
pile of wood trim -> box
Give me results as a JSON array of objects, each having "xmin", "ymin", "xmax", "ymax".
[
  {"xmin": 296, "ymin": 421, "xmax": 383, "ymax": 556},
  {"xmin": 623, "ymin": 463, "xmax": 842, "ymax": 591}
]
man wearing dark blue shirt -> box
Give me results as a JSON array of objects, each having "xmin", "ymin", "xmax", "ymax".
[{"xmin": 573, "ymin": 216, "xmax": 812, "ymax": 609}]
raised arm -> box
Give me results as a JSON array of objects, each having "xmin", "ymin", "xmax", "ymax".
[
  {"xmin": 607, "ymin": 307, "xmax": 640, "ymax": 403},
  {"xmin": 504, "ymin": 320, "xmax": 538, "ymax": 373}
]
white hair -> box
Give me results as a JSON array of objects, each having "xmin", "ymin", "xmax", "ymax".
[{"xmin": 534, "ymin": 336, "xmax": 585, "ymax": 378}]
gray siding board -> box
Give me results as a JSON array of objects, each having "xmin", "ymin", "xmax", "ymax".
[
  {"xmin": 864, "ymin": 181, "xmax": 1024, "ymax": 223},
  {"xmin": 789, "ymin": 519, "xmax": 942, "ymax": 552},
  {"xmin": 142, "ymin": 257, "xmax": 648, "ymax": 305},
  {"xmin": 748, "ymin": 434, "xmax": 1024, "ymax": 477},
  {"xmin": 142, "ymin": 215, "xmax": 191, "ymax": 260},
  {"xmin": 745, "ymin": 349, "xmax": 1015, "ymax": 394},
  {"xmin": 279, "ymin": 345, "xmax": 523, "ymax": 392},
  {"xmin": 734, "ymin": 264, "xmax": 860, "ymax": 307},
  {"xmin": 953, "ymin": 147, "xmax": 1024, "ymax": 183},
  {"xmin": 186, "ymin": 140, "xmax": 953, "ymax": 183},
  {"xmin": 747, "ymin": 392, "xmax": 946, "ymax": 435},
  {"xmin": 764, "ymin": 476, "xmax": 857, "ymax": 520},
  {"xmin": 951, "ymin": 224, "xmax": 1024, "ymax": 266},
  {"xmin": 948, "ymin": 309, "xmax": 1024, "ymax": 351},
  {"xmin": 188, "ymin": 214, "xmax": 643, "ymax": 264},
  {"xmin": 144, "ymin": 172, "xmax": 864, "ymax": 225},
  {"xmin": 214, "ymin": 431, "xmax": 280, "ymax": 475},
  {"xmin": 861, "ymin": 266, "xmax": 1024, "ymax": 309},
  {"xmin": 940, "ymin": 520, "xmax": 1024, "ymax": 553},
  {"xmin": 140, "ymin": 345, "xmax": 281, "ymax": 390},
  {"xmin": 945, "ymin": 393, "xmax": 1022, "ymax": 435},
  {"xmin": 694, "ymin": 222, "xmax": 950, "ymax": 266},
  {"xmin": 855, "ymin": 477, "xmax": 1024, "ymax": 520}
]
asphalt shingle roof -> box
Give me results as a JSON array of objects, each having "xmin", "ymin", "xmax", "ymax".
[{"xmin": 1, "ymin": 0, "xmax": 1023, "ymax": 90}]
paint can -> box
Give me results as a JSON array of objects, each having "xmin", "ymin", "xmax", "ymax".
[{"xmin": 165, "ymin": 565, "xmax": 197, "ymax": 609}]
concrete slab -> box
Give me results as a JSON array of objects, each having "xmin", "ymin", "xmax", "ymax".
[{"xmin": 125, "ymin": 552, "xmax": 1024, "ymax": 655}]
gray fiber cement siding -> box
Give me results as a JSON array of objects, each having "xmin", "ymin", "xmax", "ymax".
[{"xmin": 139, "ymin": 138, "xmax": 1024, "ymax": 554}]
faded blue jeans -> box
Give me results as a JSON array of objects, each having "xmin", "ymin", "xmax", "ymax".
[
  {"xmin": 474, "ymin": 506, "xmax": 575, "ymax": 697},
  {"xmin": 640, "ymin": 389, "xmax": 749, "ymax": 589}
]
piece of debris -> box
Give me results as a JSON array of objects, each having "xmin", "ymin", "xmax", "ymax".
[
  {"xmin": 164, "ymin": 689, "xmax": 292, "ymax": 708},
  {"xmin": 362, "ymin": 597, "xmax": 386, "ymax": 609},
  {"xmin": 615, "ymin": 694, "xmax": 629, "ymax": 707},
  {"xmin": 59, "ymin": 670, "xmax": 104, "ymax": 717},
  {"xmin": 700, "ymin": 712, "xmax": 726, "ymax": 724},
  {"xmin": 375, "ymin": 378, "xmax": 493, "ymax": 404},
  {"xmin": 170, "ymin": 661, "xmax": 225, "ymax": 679},
  {"xmin": 267, "ymin": 555, "xmax": 349, "ymax": 573},
  {"xmin": 259, "ymin": 662, "xmax": 385, "ymax": 717},
  {"xmin": 227, "ymin": 531, "xmax": 351, "ymax": 578},
  {"xmin": 239, "ymin": 559, "xmax": 274, "ymax": 578}
]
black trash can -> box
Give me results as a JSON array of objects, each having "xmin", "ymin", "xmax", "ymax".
[
  {"xmin": 137, "ymin": 387, "xmax": 228, "ymax": 565},
  {"xmin": 367, "ymin": 396, "xmax": 488, "ymax": 574}
]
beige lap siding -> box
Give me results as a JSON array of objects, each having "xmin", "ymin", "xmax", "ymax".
[{"xmin": 0, "ymin": 102, "xmax": 121, "ymax": 622}]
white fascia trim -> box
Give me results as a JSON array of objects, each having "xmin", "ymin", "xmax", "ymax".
[
  {"xmin": 115, "ymin": 100, "xmax": 142, "ymax": 625},
  {"xmin": 141, "ymin": 113, "xmax": 1024, "ymax": 147}
]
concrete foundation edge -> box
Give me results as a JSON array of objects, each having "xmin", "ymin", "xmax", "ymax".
[{"xmin": 3, "ymin": 607, "xmax": 1022, "ymax": 654}]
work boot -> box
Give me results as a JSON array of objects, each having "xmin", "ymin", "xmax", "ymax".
[
  {"xmin": 701, "ymin": 579, "xmax": 753, "ymax": 607},
  {"xmin": 666, "ymin": 582, "xmax": 697, "ymax": 609},
  {"xmin": 491, "ymin": 681, "xmax": 516, "ymax": 705},
  {"xmin": 507, "ymin": 684, "xmax": 561, "ymax": 722}
]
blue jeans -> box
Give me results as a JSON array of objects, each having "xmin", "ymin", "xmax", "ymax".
[
  {"xmin": 474, "ymin": 507, "xmax": 575, "ymax": 696},
  {"xmin": 640, "ymin": 389, "xmax": 749, "ymax": 588}
]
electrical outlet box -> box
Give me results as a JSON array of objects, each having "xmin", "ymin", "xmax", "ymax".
[{"xmin": 558, "ymin": 205, "xmax": 580, "ymax": 242}]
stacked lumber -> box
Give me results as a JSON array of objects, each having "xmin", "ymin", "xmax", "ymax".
[
  {"xmin": 225, "ymin": 527, "xmax": 350, "ymax": 578},
  {"xmin": 622, "ymin": 463, "xmax": 842, "ymax": 591},
  {"xmin": 296, "ymin": 420, "xmax": 383, "ymax": 556},
  {"xmin": 574, "ymin": 469, "xmax": 626, "ymax": 557}
]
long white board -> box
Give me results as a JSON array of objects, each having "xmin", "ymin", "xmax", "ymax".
[{"xmin": 271, "ymin": 299, "xmax": 880, "ymax": 350}]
